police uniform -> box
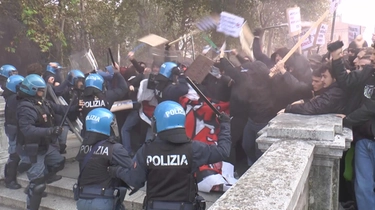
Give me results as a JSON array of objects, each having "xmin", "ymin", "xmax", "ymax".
[
  {"xmin": 81, "ymin": 72, "xmax": 128, "ymax": 137},
  {"xmin": 16, "ymin": 74, "xmax": 77, "ymax": 210},
  {"xmin": 75, "ymin": 108, "xmax": 132, "ymax": 210},
  {"xmin": 3, "ymin": 75, "xmax": 24, "ymax": 189},
  {"xmin": 153, "ymin": 62, "xmax": 189, "ymax": 103},
  {"xmin": 111, "ymin": 101, "xmax": 231, "ymax": 210}
]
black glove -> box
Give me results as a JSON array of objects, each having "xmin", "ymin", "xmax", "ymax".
[
  {"xmin": 165, "ymin": 43, "xmax": 171, "ymax": 51},
  {"xmin": 133, "ymin": 102, "xmax": 141, "ymax": 110},
  {"xmin": 171, "ymin": 67, "xmax": 181, "ymax": 76},
  {"xmin": 107, "ymin": 166, "xmax": 119, "ymax": 178},
  {"xmin": 217, "ymin": 112, "xmax": 231, "ymax": 123},
  {"xmin": 49, "ymin": 126, "xmax": 63, "ymax": 136},
  {"xmin": 253, "ymin": 28, "xmax": 263, "ymax": 37},
  {"xmin": 327, "ymin": 40, "xmax": 344, "ymax": 52}
]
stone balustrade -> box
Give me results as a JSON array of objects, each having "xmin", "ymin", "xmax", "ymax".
[{"xmin": 209, "ymin": 114, "xmax": 352, "ymax": 210}]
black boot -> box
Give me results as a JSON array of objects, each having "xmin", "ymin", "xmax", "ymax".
[
  {"xmin": 46, "ymin": 174, "xmax": 62, "ymax": 184},
  {"xmin": 59, "ymin": 144, "xmax": 67, "ymax": 154},
  {"xmin": 4, "ymin": 154, "xmax": 21, "ymax": 189},
  {"xmin": 27, "ymin": 178, "xmax": 46, "ymax": 210}
]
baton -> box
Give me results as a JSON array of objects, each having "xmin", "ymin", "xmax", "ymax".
[
  {"xmin": 185, "ymin": 76, "xmax": 221, "ymax": 116},
  {"xmin": 108, "ymin": 48, "xmax": 116, "ymax": 67},
  {"xmin": 59, "ymin": 93, "xmax": 77, "ymax": 127}
]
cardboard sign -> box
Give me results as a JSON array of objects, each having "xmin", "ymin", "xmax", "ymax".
[
  {"xmin": 240, "ymin": 21, "xmax": 254, "ymax": 58},
  {"xmin": 348, "ymin": 25, "xmax": 361, "ymax": 43},
  {"xmin": 216, "ymin": 12, "xmax": 244, "ymax": 38},
  {"xmin": 110, "ymin": 100, "xmax": 133, "ymax": 112},
  {"xmin": 300, "ymin": 27, "xmax": 316, "ymax": 50},
  {"xmin": 287, "ymin": 7, "xmax": 301, "ymax": 37},
  {"xmin": 184, "ymin": 55, "xmax": 214, "ymax": 84},
  {"xmin": 138, "ymin": 34, "xmax": 169, "ymax": 47},
  {"xmin": 315, "ymin": 24, "xmax": 328, "ymax": 46}
]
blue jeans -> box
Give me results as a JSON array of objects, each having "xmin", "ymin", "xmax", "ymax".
[
  {"xmin": 121, "ymin": 110, "xmax": 140, "ymax": 154},
  {"xmin": 5, "ymin": 124, "xmax": 17, "ymax": 154},
  {"xmin": 354, "ymin": 138, "xmax": 375, "ymax": 210},
  {"xmin": 242, "ymin": 118, "xmax": 267, "ymax": 167}
]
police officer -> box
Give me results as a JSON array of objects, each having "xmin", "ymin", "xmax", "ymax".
[
  {"xmin": 3, "ymin": 75, "xmax": 24, "ymax": 189},
  {"xmin": 52, "ymin": 69, "xmax": 85, "ymax": 154},
  {"xmin": 153, "ymin": 62, "xmax": 189, "ymax": 103},
  {"xmin": 75, "ymin": 108, "xmax": 132, "ymax": 210},
  {"xmin": 17, "ymin": 74, "xmax": 81, "ymax": 210},
  {"xmin": 0, "ymin": 64, "xmax": 18, "ymax": 89},
  {"xmin": 81, "ymin": 67, "xmax": 127, "ymax": 136},
  {"xmin": 110, "ymin": 100, "xmax": 231, "ymax": 210},
  {"xmin": 43, "ymin": 62, "xmax": 63, "ymax": 86}
]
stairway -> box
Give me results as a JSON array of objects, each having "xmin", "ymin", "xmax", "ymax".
[{"xmin": 0, "ymin": 133, "xmax": 221, "ymax": 210}]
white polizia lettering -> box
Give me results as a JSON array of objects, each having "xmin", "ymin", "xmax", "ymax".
[
  {"xmin": 80, "ymin": 145, "xmax": 109, "ymax": 156},
  {"xmin": 165, "ymin": 108, "xmax": 185, "ymax": 118},
  {"xmin": 84, "ymin": 100, "xmax": 106, "ymax": 108},
  {"xmin": 146, "ymin": 154, "xmax": 188, "ymax": 166},
  {"xmin": 87, "ymin": 75, "xmax": 103, "ymax": 82},
  {"xmin": 86, "ymin": 115, "xmax": 100, "ymax": 122}
]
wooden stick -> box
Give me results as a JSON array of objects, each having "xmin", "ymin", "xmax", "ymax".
[
  {"xmin": 269, "ymin": 10, "xmax": 330, "ymax": 77},
  {"xmin": 168, "ymin": 29, "xmax": 202, "ymax": 45}
]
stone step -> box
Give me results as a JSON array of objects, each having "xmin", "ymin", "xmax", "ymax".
[{"xmin": 0, "ymin": 186, "xmax": 77, "ymax": 210}]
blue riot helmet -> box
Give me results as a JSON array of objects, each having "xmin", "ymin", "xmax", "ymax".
[
  {"xmin": 85, "ymin": 73, "xmax": 104, "ymax": 91},
  {"xmin": 0, "ymin": 65, "xmax": 18, "ymax": 78},
  {"xmin": 86, "ymin": 108, "xmax": 114, "ymax": 136},
  {"xmin": 67, "ymin": 69, "xmax": 85, "ymax": 86},
  {"xmin": 19, "ymin": 74, "xmax": 46, "ymax": 96},
  {"xmin": 6, "ymin": 75, "xmax": 24, "ymax": 93},
  {"xmin": 46, "ymin": 62, "xmax": 62, "ymax": 74},
  {"xmin": 97, "ymin": 65, "xmax": 115, "ymax": 81},
  {"xmin": 159, "ymin": 62, "xmax": 178, "ymax": 80},
  {"xmin": 153, "ymin": 100, "xmax": 186, "ymax": 133}
]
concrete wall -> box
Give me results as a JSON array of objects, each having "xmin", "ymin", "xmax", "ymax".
[{"xmin": 209, "ymin": 114, "xmax": 352, "ymax": 210}]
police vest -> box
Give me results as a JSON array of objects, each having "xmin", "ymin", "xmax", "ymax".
[
  {"xmin": 81, "ymin": 94, "xmax": 109, "ymax": 124},
  {"xmin": 145, "ymin": 140, "xmax": 196, "ymax": 203},
  {"xmin": 76, "ymin": 139, "xmax": 117, "ymax": 188},
  {"xmin": 17, "ymin": 99, "xmax": 55, "ymax": 150},
  {"xmin": 5, "ymin": 94, "xmax": 18, "ymax": 126}
]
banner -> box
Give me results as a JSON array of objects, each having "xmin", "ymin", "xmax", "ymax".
[
  {"xmin": 315, "ymin": 24, "xmax": 328, "ymax": 46},
  {"xmin": 216, "ymin": 12, "xmax": 244, "ymax": 38}
]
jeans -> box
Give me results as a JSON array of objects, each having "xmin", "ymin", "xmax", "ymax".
[
  {"xmin": 354, "ymin": 138, "xmax": 375, "ymax": 210},
  {"xmin": 77, "ymin": 198, "xmax": 117, "ymax": 210},
  {"xmin": 242, "ymin": 118, "xmax": 267, "ymax": 167},
  {"xmin": 5, "ymin": 124, "xmax": 17, "ymax": 154},
  {"xmin": 121, "ymin": 110, "xmax": 140, "ymax": 154}
]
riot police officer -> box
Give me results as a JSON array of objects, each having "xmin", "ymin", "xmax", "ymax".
[
  {"xmin": 110, "ymin": 100, "xmax": 231, "ymax": 210},
  {"xmin": 81, "ymin": 68, "xmax": 127, "ymax": 136},
  {"xmin": 3, "ymin": 75, "xmax": 24, "ymax": 189},
  {"xmin": 153, "ymin": 62, "xmax": 189, "ymax": 103},
  {"xmin": 75, "ymin": 108, "xmax": 132, "ymax": 210},
  {"xmin": 0, "ymin": 64, "xmax": 18, "ymax": 89},
  {"xmin": 43, "ymin": 62, "xmax": 63, "ymax": 86},
  {"xmin": 16, "ymin": 74, "xmax": 81, "ymax": 210}
]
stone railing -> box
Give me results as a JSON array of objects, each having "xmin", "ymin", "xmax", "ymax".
[{"xmin": 209, "ymin": 114, "xmax": 352, "ymax": 210}]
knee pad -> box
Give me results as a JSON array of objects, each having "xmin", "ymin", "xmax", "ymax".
[
  {"xmin": 47, "ymin": 157, "xmax": 65, "ymax": 173},
  {"xmin": 32, "ymin": 183, "xmax": 46, "ymax": 195}
]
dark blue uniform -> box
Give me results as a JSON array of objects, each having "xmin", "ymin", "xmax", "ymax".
[
  {"xmin": 114, "ymin": 121, "xmax": 231, "ymax": 210},
  {"xmin": 17, "ymin": 97, "xmax": 77, "ymax": 210}
]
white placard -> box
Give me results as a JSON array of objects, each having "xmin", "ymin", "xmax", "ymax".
[
  {"xmin": 348, "ymin": 25, "xmax": 361, "ymax": 43},
  {"xmin": 316, "ymin": 24, "xmax": 328, "ymax": 45},
  {"xmin": 216, "ymin": 12, "xmax": 244, "ymax": 38},
  {"xmin": 330, "ymin": 0, "xmax": 341, "ymax": 14},
  {"xmin": 300, "ymin": 27, "xmax": 316, "ymax": 50},
  {"xmin": 287, "ymin": 7, "xmax": 302, "ymax": 36}
]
